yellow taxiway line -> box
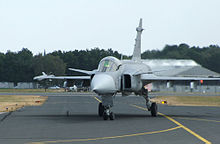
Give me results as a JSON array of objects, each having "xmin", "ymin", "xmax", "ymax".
[
  {"xmin": 95, "ymin": 97, "xmax": 212, "ymax": 144},
  {"xmin": 30, "ymin": 126, "xmax": 181, "ymax": 144},
  {"xmin": 29, "ymin": 97, "xmax": 212, "ymax": 144},
  {"xmin": 131, "ymin": 104, "xmax": 212, "ymax": 144},
  {"xmin": 172, "ymin": 117, "xmax": 220, "ymax": 123},
  {"xmin": 29, "ymin": 97, "xmax": 180, "ymax": 144},
  {"xmin": 93, "ymin": 96, "xmax": 102, "ymax": 103}
]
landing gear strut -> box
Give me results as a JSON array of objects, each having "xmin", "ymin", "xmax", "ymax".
[{"xmin": 142, "ymin": 88, "xmax": 158, "ymax": 117}]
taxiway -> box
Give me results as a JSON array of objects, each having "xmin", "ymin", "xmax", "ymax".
[{"xmin": 0, "ymin": 92, "xmax": 220, "ymax": 144}]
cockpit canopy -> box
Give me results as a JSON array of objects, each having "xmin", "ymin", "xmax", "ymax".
[{"xmin": 98, "ymin": 56, "xmax": 122, "ymax": 72}]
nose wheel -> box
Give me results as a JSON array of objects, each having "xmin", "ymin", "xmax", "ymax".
[
  {"xmin": 103, "ymin": 110, "xmax": 115, "ymax": 120},
  {"xmin": 98, "ymin": 103, "xmax": 115, "ymax": 120},
  {"xmin": 98, "ymin": 103, "xmax": 105, "ymax": 117},
  {"xmin": 109, "ymin": 112, "xmax": 115, "ymax": 120}
]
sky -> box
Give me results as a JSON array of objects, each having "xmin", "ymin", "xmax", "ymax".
[{"xmin": 0, "ymin": 0, "xmax": 220, "ymax": 56}]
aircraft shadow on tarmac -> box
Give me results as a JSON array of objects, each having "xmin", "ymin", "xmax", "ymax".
[
  {"xmin": 19, "ymin": 113, "xmax": 211, "ymax": 118},
  {"xmin": 17, "ymin": 114, "xmax": 165, "ymax": 123},
  {"xmin": 16, "ymin": 113, "xmax": 217, "ymax": 123}
]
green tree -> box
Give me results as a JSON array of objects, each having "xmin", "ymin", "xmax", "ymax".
[
  {"xmin": 0, "ymin": 53, "xmax": 5, "ymax": 81},
  {"xmin": 2, "ymin": 50, "xmax": 19, "ymax": 82},
  {"xmin": 17, "ymin": 48, "xmax": 34, "ymax": 82},
  {"xmin": 33, "ymin": 54, "xmax": 66, "ymax": 76},
  {"xmin": 1, "ymin": 48, "xmax": 34, "ymax": 82}
]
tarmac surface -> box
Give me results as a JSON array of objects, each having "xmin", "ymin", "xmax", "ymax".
[{"xmin": 0, "ymin": 92, "xmax": 220, "ymax": 144}]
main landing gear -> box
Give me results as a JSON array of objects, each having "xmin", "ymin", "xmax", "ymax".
[
  {"xmin": 150, "ymin": 102, "xmax": 158, "ymax": 117},
  {"xmin": 145, "ymin": 98, "xmax": 158, "ymax": 117},
  {"xmin": 98, "ymin": 103, "xmax": 115, "ymax": 120},
  {"xmin": 142, "ymin": 88, "xmax": 158, "ymax": 117},
  {"xmin": 145, "ymin": 99, "xmax": 158, "ymax": 117}
]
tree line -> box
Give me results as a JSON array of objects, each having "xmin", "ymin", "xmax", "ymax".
[{"xmin": 0, "ymin": 44, "xmax": 220, "ymax": 82}]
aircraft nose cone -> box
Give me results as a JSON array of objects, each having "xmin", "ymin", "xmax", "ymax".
[{"xmin": 91, "ymin": 74, "xmax": 116, "ymax": 94}]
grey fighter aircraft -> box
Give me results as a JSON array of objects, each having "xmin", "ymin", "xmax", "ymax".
[{"xmin": 34, "ymin": 19, "xmax": 220, "ymax": 120}]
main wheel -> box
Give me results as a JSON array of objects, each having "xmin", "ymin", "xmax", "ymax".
[
  {"xmin": 150, "ymin": 102, "xmax": 158, "ymax": 117},
  {"xmin": 103, "ymin": 112, "xmax": 108, "ymax": 120},
  {"xmin": 98, "ymin": 103, "xmax": 104, "ymax": 117},
  {"xmin": 109, "ymin": 112, "xmax": 115, "ymax": 120}
]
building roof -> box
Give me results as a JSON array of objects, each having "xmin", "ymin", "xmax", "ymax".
[
  {"xmin": 142, "ymin": 59, "xmax": 220, "ymax": 77},
  {"xmin": 142, "ymin": 59, "xmax": 199, "ymax": 67},
  {"xmin": 177, "ymin": 66, "xmax": 220, "ymax": 77}
]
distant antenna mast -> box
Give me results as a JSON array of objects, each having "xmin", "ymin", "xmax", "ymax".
[
  {"xmin": 44, "ymin": 49, "xmax": 46, "ymax": 56},
  {"xmin": 120, "ymin": 54, "xmax": 123, "ymax": 60}
]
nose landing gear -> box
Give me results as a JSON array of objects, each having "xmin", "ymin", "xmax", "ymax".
[
  {"xmin": 98, "ymin": 103, "xmax": 115, "ymax": 120},
  {"xmin": 98, "ymin": 103, "xmax": 104, "ymax": 117}
]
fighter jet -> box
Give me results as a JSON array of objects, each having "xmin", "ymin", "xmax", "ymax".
[
  {"xmin": 33, "ymin": 72, "xmax": 55, "ymax": 81},
  {"xmin": 34, "ymin": 19, "xmax": 220, "ymax": 120}
]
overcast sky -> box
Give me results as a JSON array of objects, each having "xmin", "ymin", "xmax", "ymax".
[{"xmin": 0, "ymin": 0, "xmax": 220, "ymax": 55}]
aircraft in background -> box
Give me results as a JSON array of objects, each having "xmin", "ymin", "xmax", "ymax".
[
  {"xmin": 34, "ymin": 19, "xmax": 220, "ymax": 120},
  {"xmin": 33, "ymin": 72, "xmax": 55, "ymax": 81},
  {"xmin": 48, "ymin": 86, "xmax": 60, "ymax": 89}
]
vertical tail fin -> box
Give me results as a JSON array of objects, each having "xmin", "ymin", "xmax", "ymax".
[{"xmin": 132, "ymin": 18, "xmax": 144, "ymax": 62}]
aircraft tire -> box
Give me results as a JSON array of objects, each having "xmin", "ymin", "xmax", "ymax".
[
  {"xmin": 103, "ymin": 112, "xmax": 108, "ymax": 120},
  {"xmin": 109, "ymin": 112, "xmax": 115, "ymax": 120},
  {"xmin": 98, "ymin": 103, "xmax": 104, "ymax": 117},
  {"xmin": 150, "ymin": 102, "xmax": 158, "ymax": 117}
]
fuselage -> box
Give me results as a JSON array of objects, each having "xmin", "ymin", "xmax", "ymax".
[{"xmin": 90, "ymin": 56, "xmax": 151, "ymax": 95}]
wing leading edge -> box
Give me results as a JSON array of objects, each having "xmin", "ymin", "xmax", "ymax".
[{"xmin": 33, "ymin": 72, "xmax": 90, "ymax": 81}]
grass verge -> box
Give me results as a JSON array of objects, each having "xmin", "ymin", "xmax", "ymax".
[
  {"xmin": 0, "ymin": 88, "xmax": 65, "ymax": 93},
  {"xmin": 0, "ymin": 95, "xmax": 48, "ymax": 112},
  {"xmin": 151, "ymin": 96, "xmax": 220, "ymax": 107}
]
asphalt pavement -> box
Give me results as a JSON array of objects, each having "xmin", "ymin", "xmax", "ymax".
[{"xmin": 0, "ymin": 92, "xmax": 220, "ymax": 144}]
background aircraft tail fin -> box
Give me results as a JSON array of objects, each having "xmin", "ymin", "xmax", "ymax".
[
  {"xmin": 132, "ymin": 18, "xmax": 144, "ymax": 62},
  {"xmin": 42, "ymin": 72, "xmax": 47, "ymax": 76}
]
